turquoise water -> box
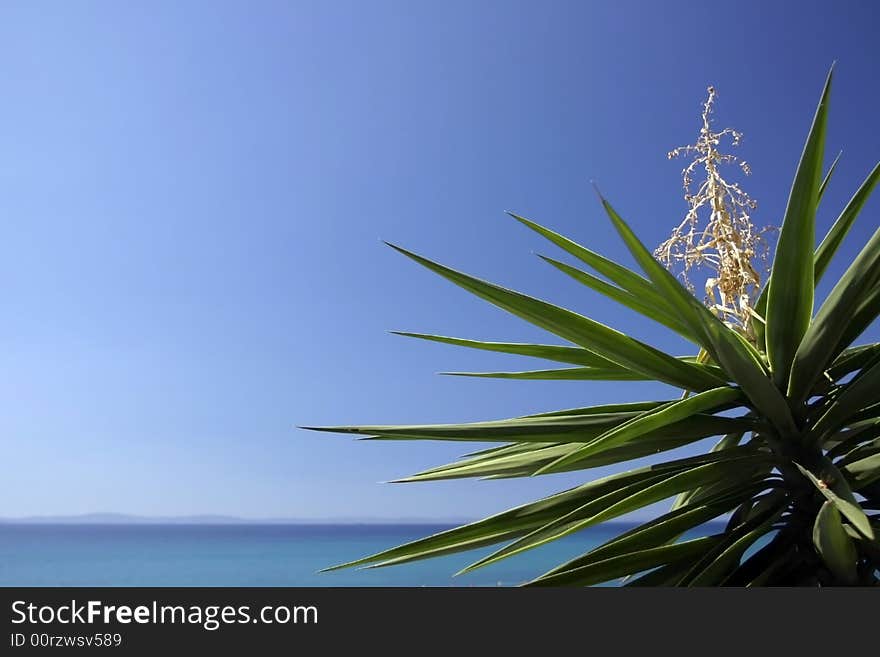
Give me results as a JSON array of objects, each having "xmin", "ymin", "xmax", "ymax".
[{"xmin": 0, "ymin": 523, "xmax": 648, "ymax": 587}]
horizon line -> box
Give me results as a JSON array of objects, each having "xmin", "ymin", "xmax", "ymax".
[
  {"xmin": 0, "ymin": 512, "xmax": 479, "ymax": 525},
  {"xmin": 0, "ymin": 512, "xmax": 681, "ymax": 525}
]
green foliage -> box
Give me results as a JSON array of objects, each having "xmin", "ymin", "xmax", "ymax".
[{"xmin": 305, "ymin": 68, "xmax": 880, "ymax": 586}]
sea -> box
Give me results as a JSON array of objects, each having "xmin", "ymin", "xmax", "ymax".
[{"xmin": 0, "ymin": 523, "xmax": 669, "ymax": 587}]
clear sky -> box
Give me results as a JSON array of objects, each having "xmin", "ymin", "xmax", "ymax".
[{"xmin": 1, "ymin": 1, "xmax": 878, "ymax": 520}]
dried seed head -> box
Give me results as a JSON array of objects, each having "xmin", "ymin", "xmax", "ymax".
[{"xmin": 656, "ymin": 86, "xmax": 775, "ymax": 342}]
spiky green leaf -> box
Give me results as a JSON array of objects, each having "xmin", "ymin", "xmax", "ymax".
[
  {"xmin": 795, "ymin": 462, "xmax": 874, "ymax": 540},
  {"xmin": 817, "ymin": 150, "xmax": 842, "ymax": 202},
  {"xmin": 538, "ymin": 254, "xmax": 693, "ymax": 339},
  {"xmin": 390, "ymin": 332, "xmax": 621, "ymax": 368},
  {"xmin": 813, "ymin": 500, "xmax": 858, "ymax": 584},
  {"xmin": 440, "ymin": 366, "xmax": 648, "ymax": 380},
  {"xmin": 765, "ymin": 68, "xmax": 832, "ymax": 386},
  {"xmin": 814, "ymin": 162, "xmax": 880, "ymax": 284},
  {"xmin": 789, "ymin": 225, "xmax": 880, "ymax": 403},
  {"xmin": 536, "ymin": 386, "xmax": 747, "ymax": 474},
  {"xmin": 598, "ymin": 197, "xmax": 798, "ymax": 435},
  {"xmin": 524, "ymin": 537, "xmax": 719, "ymax": 587},
  {"xmin": 461, "ymin": 455, "xmax": 771, "ymax": 572},
  {"xmin": 386, "ymin": 243, "xmax": 727, "ymax": 391}
]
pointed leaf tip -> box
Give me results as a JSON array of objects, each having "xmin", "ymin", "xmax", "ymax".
[{"xmin": 765, "ymin": 67, "xmax": 832, "ymax": 387}]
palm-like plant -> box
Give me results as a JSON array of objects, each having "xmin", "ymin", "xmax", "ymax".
[{"xmin": 305, "ymin": 67, "xmax": 880, "ymax": 586}]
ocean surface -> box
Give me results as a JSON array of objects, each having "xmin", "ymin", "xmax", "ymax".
[{"xmin": 0, "ymin": 523, "xmax": 665, "ymax": 587}]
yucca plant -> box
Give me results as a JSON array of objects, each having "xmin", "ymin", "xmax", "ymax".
[{"xmin": 305, "ymin": 67, "xmax": 880, "ymax": 586}]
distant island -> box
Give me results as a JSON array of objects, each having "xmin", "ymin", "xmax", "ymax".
[{"xmin": 0, "ymin": 513, "xmax": 476, "ymax": 525}]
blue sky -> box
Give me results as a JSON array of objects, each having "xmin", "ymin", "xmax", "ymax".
[{"xmin": 0, "ymin": 1, "xmax": 877, "ymax": 520}]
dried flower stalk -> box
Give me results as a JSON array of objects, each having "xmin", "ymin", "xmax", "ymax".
[{"xmin": 656, "ymin": 86, "xmax": 774, "ymax": 342}]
